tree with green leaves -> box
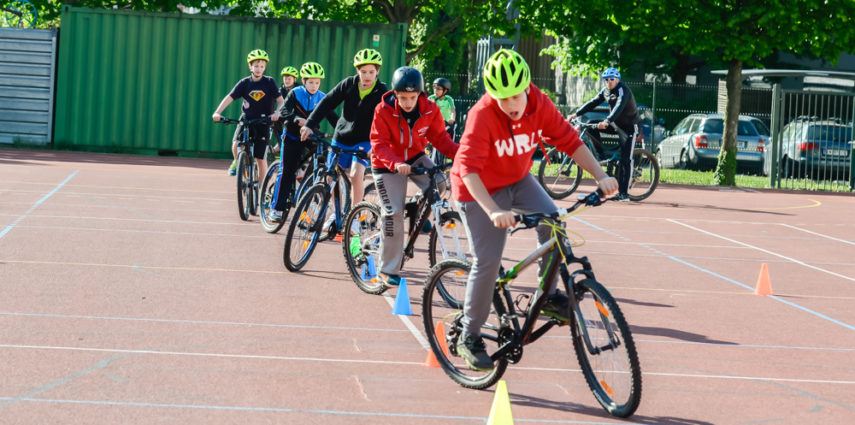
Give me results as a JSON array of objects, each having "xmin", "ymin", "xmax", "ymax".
[{"xmin": 530, "ymin": 0, "xmax": 855, "ymax": 186}]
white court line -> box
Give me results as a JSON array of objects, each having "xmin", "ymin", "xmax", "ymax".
[
  {"xmin": 778, "ymin": 223, "xmax": 855, "ymax": 246},
  {"xmin": 0, "ymin": 171, "xmax": 78, "ymax": 240},
  {"xmin": 383, "ymin": 293, "xmax": 430, "ymax": 350},
  {"xmin": 1, "ymin": 343, "xmax": 853, "ymax": 385},
  {"xmin": 668, "ymin": 219, "xmax": 855, "ymax": 283}
]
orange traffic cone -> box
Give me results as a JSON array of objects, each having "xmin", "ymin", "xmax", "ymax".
[
  {"xmin": 424, "ymin": 321, "xmax": 451, "ymax": 367},
  {"xmin": 754, "ymin": 263, "xmax": 773, "ymax": 296},
  {"xmin": 334, "ymin": 233, "xmax": 343, "ymax": 242}
]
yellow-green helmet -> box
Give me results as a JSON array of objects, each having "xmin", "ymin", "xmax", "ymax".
[
  {"xmin": 280, "ymin": 66, "xmax": 299, "ymax": 77},
  {"xmin": 483, "ymin": 49, "xmax": 530, "ymax": 99},
  {"xmin": 300, "ymin": 62, "xmax": 325, "ymax": 79},
  {"xmin": 353, "ymin": 48, "xmax": 382, "ymax": 68},
  {"xmin": 247, "ymin": 49, "xmax": 269, "ymax": 64}
]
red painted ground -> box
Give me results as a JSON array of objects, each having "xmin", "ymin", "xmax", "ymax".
[{"xmin": 1, "ymin": 148, "xmax": 854, "ymax": 424}]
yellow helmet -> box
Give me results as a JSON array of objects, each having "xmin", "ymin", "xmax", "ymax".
[
  {"xmin": 353, "ymin": 48, "xmax": 382, "ymax": 68},
  {"xmin": 483, "ymin": 49, "xmax": 530, "ymax": 99},
  {"xmin": 280, "ymin": 66, "xmax": 299, "ymax": 77},
  {"xmin": 247, "ymin": 49, "xmax": 269, "ymax": 64},
  {"xmin": 300, "ymin": 62, "xmax": 325, "ymax": 79}
]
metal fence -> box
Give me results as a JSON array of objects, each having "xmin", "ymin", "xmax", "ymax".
[
  {"xmin": 0, "ymin": 27, "xmax": 56, "ymax": 145},
  {"xmin": 768, "ymin": 86, "xmax": 854, "ymax": 191}
]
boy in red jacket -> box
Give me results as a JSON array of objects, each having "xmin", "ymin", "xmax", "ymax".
[
  {"xmin": 370, "ymin": 66, "xmax": 459, "ymax": 286},
  {"xmin": 449, "ymin": 50, "xmax": 618, "ymax": 371}
]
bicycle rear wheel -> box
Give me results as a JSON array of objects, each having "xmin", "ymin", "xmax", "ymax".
[
  {"xmin": 259, "ymin": 160, "xmax": 287, "ymax": 234},
  {"xmin": 422, "ymin": 259, "xmax": 507, "ymax": 389},
  {"xmin": 626, "ymin": 148, "xmax": 659, "ymax": 201},
  {"xmin": 570, "ymin": 278, "xmax": 642, "ymax": 418},
  {"xmin": 341, "ymin": 201, "xmax": 386, "ymax": 295},
  {"xmin": 537, "ymin": 147, "xmax": 583, "ymax": 200},
  {"xmin": 283, "ymin": 184, "xmax": 327, "ymax": 271},
  {"xmin": 236, "ymin": 151, "xmax": 251, "ymax": 221}
]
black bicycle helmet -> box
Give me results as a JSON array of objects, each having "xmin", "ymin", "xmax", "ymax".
[
  {"xmin": 433, "ymin": 77, "xmax": 451, "ymax": 91},
  {"xmin": 391, "ymin": 66, "xmax": 424, "ymax": 93}
]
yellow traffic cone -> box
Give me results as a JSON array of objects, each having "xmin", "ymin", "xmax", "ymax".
[{"xmin": 486, "ymin": 380, "xmax": 514, "ymax": 425}]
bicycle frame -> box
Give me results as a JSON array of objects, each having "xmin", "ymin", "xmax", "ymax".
[{"xmin": 400, "ymin": 166, "xmax": 458, "ymax": 266}]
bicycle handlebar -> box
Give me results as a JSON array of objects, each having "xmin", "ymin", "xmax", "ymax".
[
  {"xmin": 308, "ymin": 133, "xmax": 370, "ymax": 160},
  {"xmin": 409, "ymin": 163, "xmax": 452, "ymax": 176},
  {"xmin": 512, "ymin": 190, "xmax": 606, "ymax": 231},
  {"xmin": 217, "ymin": 116, "xmax": 275, "ymax": 125},
  {"xmin": 573, "ymin": 120, "xmax": 629, "ymax": 141}
]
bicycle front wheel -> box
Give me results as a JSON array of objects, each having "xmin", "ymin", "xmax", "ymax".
[
  {"xmin": 236, "ymin": 151, "xmax": 251, "ymax": 221},
  {"xmin": 422, "ymin": 259, "xmax": 508, "ymax": 390},
  {"xmin": 570, "ymin": 278, "xmax": 642, "ymax": 418},
  {"xmin": 259, "ymin": 160, "xmax": 286, "ymax": 234},
  {"xmin": 626, "ymin": 149, "xmax": 659, "ymax": 201},
  {"xmin": 537, "ymin": 147, "xmax": 582, "ymax": 199},
  {"xmin": 341, "ymin": 201, "xmax": 386, "ymax": 295},
  {"xmin": 283, "ymin": 184, "xmax": 328, "ymax": 271}
]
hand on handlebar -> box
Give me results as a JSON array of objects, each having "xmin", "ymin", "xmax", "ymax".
[
  {"xmin": 212, "ymin": 113, "xmax": 222, "ymax": 122},
  {"xmin": 395, "ymin": 163, "xmax": 411, "ymax": 175},
  {"xmin": 597, "ymin": 176, "xmax": 619, "ymax": 197},
  {"xmin": 490, "ymin": 210, "xmax": 516, "ymax": 229},
  {"xmin": 300, "ymin": 126, "xmax": 313, "ymax": 141},
  {"xmin": 597, "ymin": 120, "xmax": 610, "ymax": 130},
  {"xmin": 566, "ymin": 113, "xmax": 577, "ymax": 122}
]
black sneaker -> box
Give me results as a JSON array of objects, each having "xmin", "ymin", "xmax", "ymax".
[
  {"xmin": 541, "ymin": 291, "xmax": 571, "ymax": 322},
  {"xmin": 615, "ymin": 192, "xmax": 631, "ymax": 202},
  {"xmin": 456, "ymin": 335, "xmax": 494, "ymax": 371}
]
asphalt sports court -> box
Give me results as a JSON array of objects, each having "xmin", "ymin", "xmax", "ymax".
[{"xmin": 1, "ymin": 148, "xmax": 853, "ymax": 424}]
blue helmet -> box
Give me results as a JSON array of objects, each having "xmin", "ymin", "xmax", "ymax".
[{"xmin": 602, "ymin": 68, "xmax": 621, "ymax": 80}]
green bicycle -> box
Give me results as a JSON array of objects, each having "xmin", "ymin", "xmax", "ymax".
[{"xmin": 421, "ymin": 190, "xmax": 642, "ymax": 418}]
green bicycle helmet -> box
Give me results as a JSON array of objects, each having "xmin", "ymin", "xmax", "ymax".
[
  {"xmin": 353, "ymin": 48, "xmax": 382, "ymax": 68},
  {"xmin": 300, "ymin": 62, "xmax": 325, "ymax": 79},
  {"xmin": 247, "ymin": 49, "xmax": 270, "ymax": 64},
  {"xmin": 483, "ymin": 49, "xmax": 530, "ymax": 99},
  {"xmin": 280, "ymin": 66, "xmax": 299, "ymax": 77}
]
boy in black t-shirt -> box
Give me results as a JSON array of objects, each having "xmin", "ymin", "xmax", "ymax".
[{"xmin": 212, "ymin": 49, "xmax": 284, "ymax": 180}]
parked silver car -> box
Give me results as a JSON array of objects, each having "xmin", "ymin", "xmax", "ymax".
[
  {"xmin": 768, "ymin": 117, "xmax": 853, "ymax": 179},
  {"xmin": 656, "ymin": 113, "xmax": 770, "ymax": 174}
]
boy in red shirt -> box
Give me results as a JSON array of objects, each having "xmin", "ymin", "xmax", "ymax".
[
  {"xmin": 450, "ymin": 49, "xmax": 618, "ymax": 370},
  {"xmin": 370, "ymin": 66, "xmax": 459, "ymax": 286}
]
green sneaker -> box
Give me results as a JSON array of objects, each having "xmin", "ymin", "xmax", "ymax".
[{"xmin": 227, "ymin": 160, "xmax": 237, "ymax": 176}]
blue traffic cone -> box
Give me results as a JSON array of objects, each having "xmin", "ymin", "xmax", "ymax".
[
  {"xmin": 361, "ymin": 255, "xmax": 377, "ymax": 280},
  {"xmin": 392, "ymin": 278, "xmax": 412, "ymax": 316}
]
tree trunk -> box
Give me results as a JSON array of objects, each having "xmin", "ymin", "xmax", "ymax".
[{"xmin": 714, "ymin": 59, "xmax": 742, "ymax": 186}]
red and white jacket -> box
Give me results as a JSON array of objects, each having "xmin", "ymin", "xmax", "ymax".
[
  {"xmin": 370, "ymin": 91, "xmax": 459, "ymax": 171},
  {"xmin": 450, "ymin": 83, "xmax": 584, "ymax": 202}
]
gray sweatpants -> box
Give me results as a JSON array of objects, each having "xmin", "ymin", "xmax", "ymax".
[
  {"xmin": 374, "ymin": 155, "xmax": 446, "ymax": 275},
  {"xmin": 457, "ymin": 174, "xmax": 558, "ymax": 339}
]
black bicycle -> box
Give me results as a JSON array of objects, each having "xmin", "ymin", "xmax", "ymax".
[
  {"xmin": 422, "ymin": 191, "xmax": 641, "ymax": 418},
  {"xmin": 341, "ymin": 164, "xmax": 469, "ymax": 295},
  {"xmin": 218, "ymin": 116, "xmax": 272, "ymax": 220},
  {"xmin": 538, "ymin": 121, "xmax": 659, "ymax": 201},
  {"xmin": 283, "ymin": 135, "xmax": 366, "ymax": 271}
]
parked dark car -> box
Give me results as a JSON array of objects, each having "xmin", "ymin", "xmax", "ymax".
[
  {"xmin": 656, "ymin": 113, "xmax": 770, "ymax": 174},
  {"xmin": 769, "ymin": 117, "xmax": 853, "ymax": 178}
]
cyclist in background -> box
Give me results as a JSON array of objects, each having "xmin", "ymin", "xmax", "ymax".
[
  {"xmin": 567, "ymin": 67, "xmax": 639, "ymax": 201},
  {"xmin": 212, "ymin": 49, "xmax": 283, "ymax": 180},
  {"xmin": 267, "ymin": 62, "xmax": 339, "ymax": 223},
  {"xmin": 428, "ymin": 77, "xmax": 456, "ymax": 138},
  {"xmin": 272, "ymin": 65, "xmax": 300, "ymax": 153},
  {"xmin": 300, "ymin": 48, "xmax": 388, "ymax": 237},
  {"xmin": 450, "ymin": 49, "xmax": 617, "ymax": 371},
  {"xmin": 369, "ymin": 66, "xmax": 459, "ymax": 287}
]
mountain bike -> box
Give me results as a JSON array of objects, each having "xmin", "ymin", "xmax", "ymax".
[
  {"xmin": 219, "ymin": 116, "xmax": 272, "ymax": 220},
  {"xmin": 538, "ymin": 121, "xmax": 659, "ymax": 201},
  {"xmin": 421, "ymin": 190, "xmax": 642, "ymax": 418},
  {"xmin": 282, "ymin": 136, "xmax": 365, "ymax": 271},
  {"xmin": 258, "ymin": 138, "xmax": 317, "ymax": 234},
  {"xmin": 342, "ymin": 164, "xmax": 469, "ymax": 295}
]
